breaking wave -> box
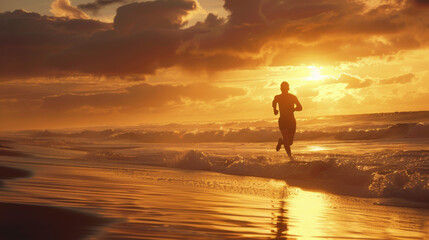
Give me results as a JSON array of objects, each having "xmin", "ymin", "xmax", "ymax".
[
  {"xmin": 166, "ymin": 150, "xmax": 429, "ymax": 203},
  {"xmin": 29, "ymin": 123, "xmax": 429, "ymax": 142}
]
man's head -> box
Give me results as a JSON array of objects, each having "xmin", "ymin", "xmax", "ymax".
[{"xmin": 281, "ymin": 81, "xmax": 289, "ymax": 93}]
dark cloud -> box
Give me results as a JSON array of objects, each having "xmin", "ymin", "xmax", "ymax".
[
  {"xmin": 78, "ymin": 0, "xmax": 129, "ymax": 14},
  {"xmin": 409, "ymin": 0, "xmax": 429, "ymax": 7},
  {"xmin": 1, "ymin": 0, "xmax": 429, "ymax": 79},
  {"xmin": 0, "ymin": 9, "xmax": 110, "ymax": 80},
  {"xmin": 0, "ymin": 0, "xmax": 202, "ymax": 79},
  {"xmin": 41, "ymin": 82, "xmax": 246, "ymax": 111},
  {"xmin": 113, "ymin": 0, "xmax": 196, "ymax": 34},
  {"xmin": 52, "ymin": 1, "xmax": 263, "ymax": 75}
]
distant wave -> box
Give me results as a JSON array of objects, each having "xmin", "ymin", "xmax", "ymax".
[
  {"xmin": 166, "ymin": 150, "xmax": 429, "ymax": 203},
  {"xmin": 30, "ymin": 123, "xmax": 429, "ymax": 142}
]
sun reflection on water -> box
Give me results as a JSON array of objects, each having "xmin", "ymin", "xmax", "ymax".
[
  {"xmin": 307, "ymin": 145, "xmax": 328, "ymax": 151},
  {"xmin": 286, "ymin": 189, "xmax": 328, "ymax": 239}
]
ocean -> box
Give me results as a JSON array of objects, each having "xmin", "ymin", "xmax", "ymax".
[{"xmin": 0, "ymin": 111, "xmax": 428, "ymax": 239}]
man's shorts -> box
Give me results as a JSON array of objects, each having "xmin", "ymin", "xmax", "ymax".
[{"xmin": 278, "ymin": 117, "xmax": 296, "ymax": 145}]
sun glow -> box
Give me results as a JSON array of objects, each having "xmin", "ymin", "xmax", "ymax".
[{"xmin": 306, "ymin": 66, "xmax": 325, "ymax": 81}]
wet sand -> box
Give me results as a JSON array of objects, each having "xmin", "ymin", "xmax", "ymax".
[
  {"xmin": 0, "ymin": 166, "xmax": 32, "ymax": 180},
  {"xmin": 1, "ymin": 159, "xmax": 428, "ymax": 239},
  {"xmin": 0, "ymin": 149, "xmax": 30, "ymax": 158},
  {"xmin": 0, "ymin": 202, "xmax": 106, "ymax": 240},
  {"xmin": 0, "ymin": 166, "xmax": 107, "ymax": 240}
]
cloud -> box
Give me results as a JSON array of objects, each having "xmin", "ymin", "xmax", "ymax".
[
  {"xmin": 0, "ymin": 9, "xmax": 111, "ymax": 80},
  {"xmin": 113, "ymin": 0, "xmax": 196, "ymax": 34},
  {"xmin": 334, "ymin": 93, "xmax": 360, "ymax": 109},
  {"xmin": 338, "ymin": 74, "xmax": 373, "ymax": 89},
  {"xmin": 2, "ymin": 0, "xmax": 429, "ymax": 79},
  {"xmin": 0, "ymin": 0, "xmax": 201, "ymax": 79},
  {"xmin": 41, "ymin": 82, "xmax": 246, "ymax": 111},
  {"xmin": 295, "ymin": 86, "xmax": 319, "ymax": 97},
  {"xmin": 78, "ymin": 0, "xmax": 129, "ymax": 14},
  {"xmin": 323, "ymin": 72, "xmax": 416, "ymax": 89},
  {"xmin": 0, "ymin": 80, "xmax": 247, "ymax": 129},
  {"xmin": 0, "ymin": 82, "xmax": 86, "ymax": 101},
  {"xmin": 50, "ymin": 0, "xmax": 89, "ymax": 19},
  {"xmin": 409, "ymin": 0, "xmax": 429, "ymax": 7},
  {"xmin": 325, "ymin": 73, "xmax": 373, "ymax": 89},
  {"xmin": 380, "ymin": 73, "xmax": 415, "ymax": 84}
]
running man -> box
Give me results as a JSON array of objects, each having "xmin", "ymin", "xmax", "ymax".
[{"xmin": 272, "ymin": 81, "xmax": 302, "ymax": 159}]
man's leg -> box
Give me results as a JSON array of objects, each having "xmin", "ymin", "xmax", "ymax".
[
  {"xmin": 276, "ymin": 137, "xmax": 283, "ymax": 151},
  {"xmin": 285, "ymin": 121, "xmax": 297, "ymax": 160},
  {"xmin": 280, "ymin": 128, "xmax": 292, "ymax": 156},
  {"xmin": 288, "ymin": 121, "xmax": 296, "ymax": 146}
]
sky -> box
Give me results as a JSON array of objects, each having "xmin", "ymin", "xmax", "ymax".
[{"xmin": 0, "ymin": 0, "xmax": 429, "ymax": 130}]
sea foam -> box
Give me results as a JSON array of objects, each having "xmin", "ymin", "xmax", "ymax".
[{"xmin": 167, "ymin": 150, "xmax": 429, "ymax": 203}]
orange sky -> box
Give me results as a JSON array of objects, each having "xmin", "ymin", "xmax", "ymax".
[{"xmin": 1, "ymin": 0, "xmax": 428, "ymax": 130}]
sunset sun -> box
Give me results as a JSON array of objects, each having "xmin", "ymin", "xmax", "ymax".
[{"xmin": 306, "ymin": 66, "xmax": 325, "ymax": 81}]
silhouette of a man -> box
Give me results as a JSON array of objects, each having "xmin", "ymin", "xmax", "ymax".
[{"xmin": 272, "ymin": 81, "xmax": 302, "ymax": 158}]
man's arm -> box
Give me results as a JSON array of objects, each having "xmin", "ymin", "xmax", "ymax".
[
  {"xmin": 294, "ymin": 96, "xmax": 302, "ymax": 112},
  {"xmin": 272, "ymin": 96, "xmax": 279, "ymax": 115}
]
